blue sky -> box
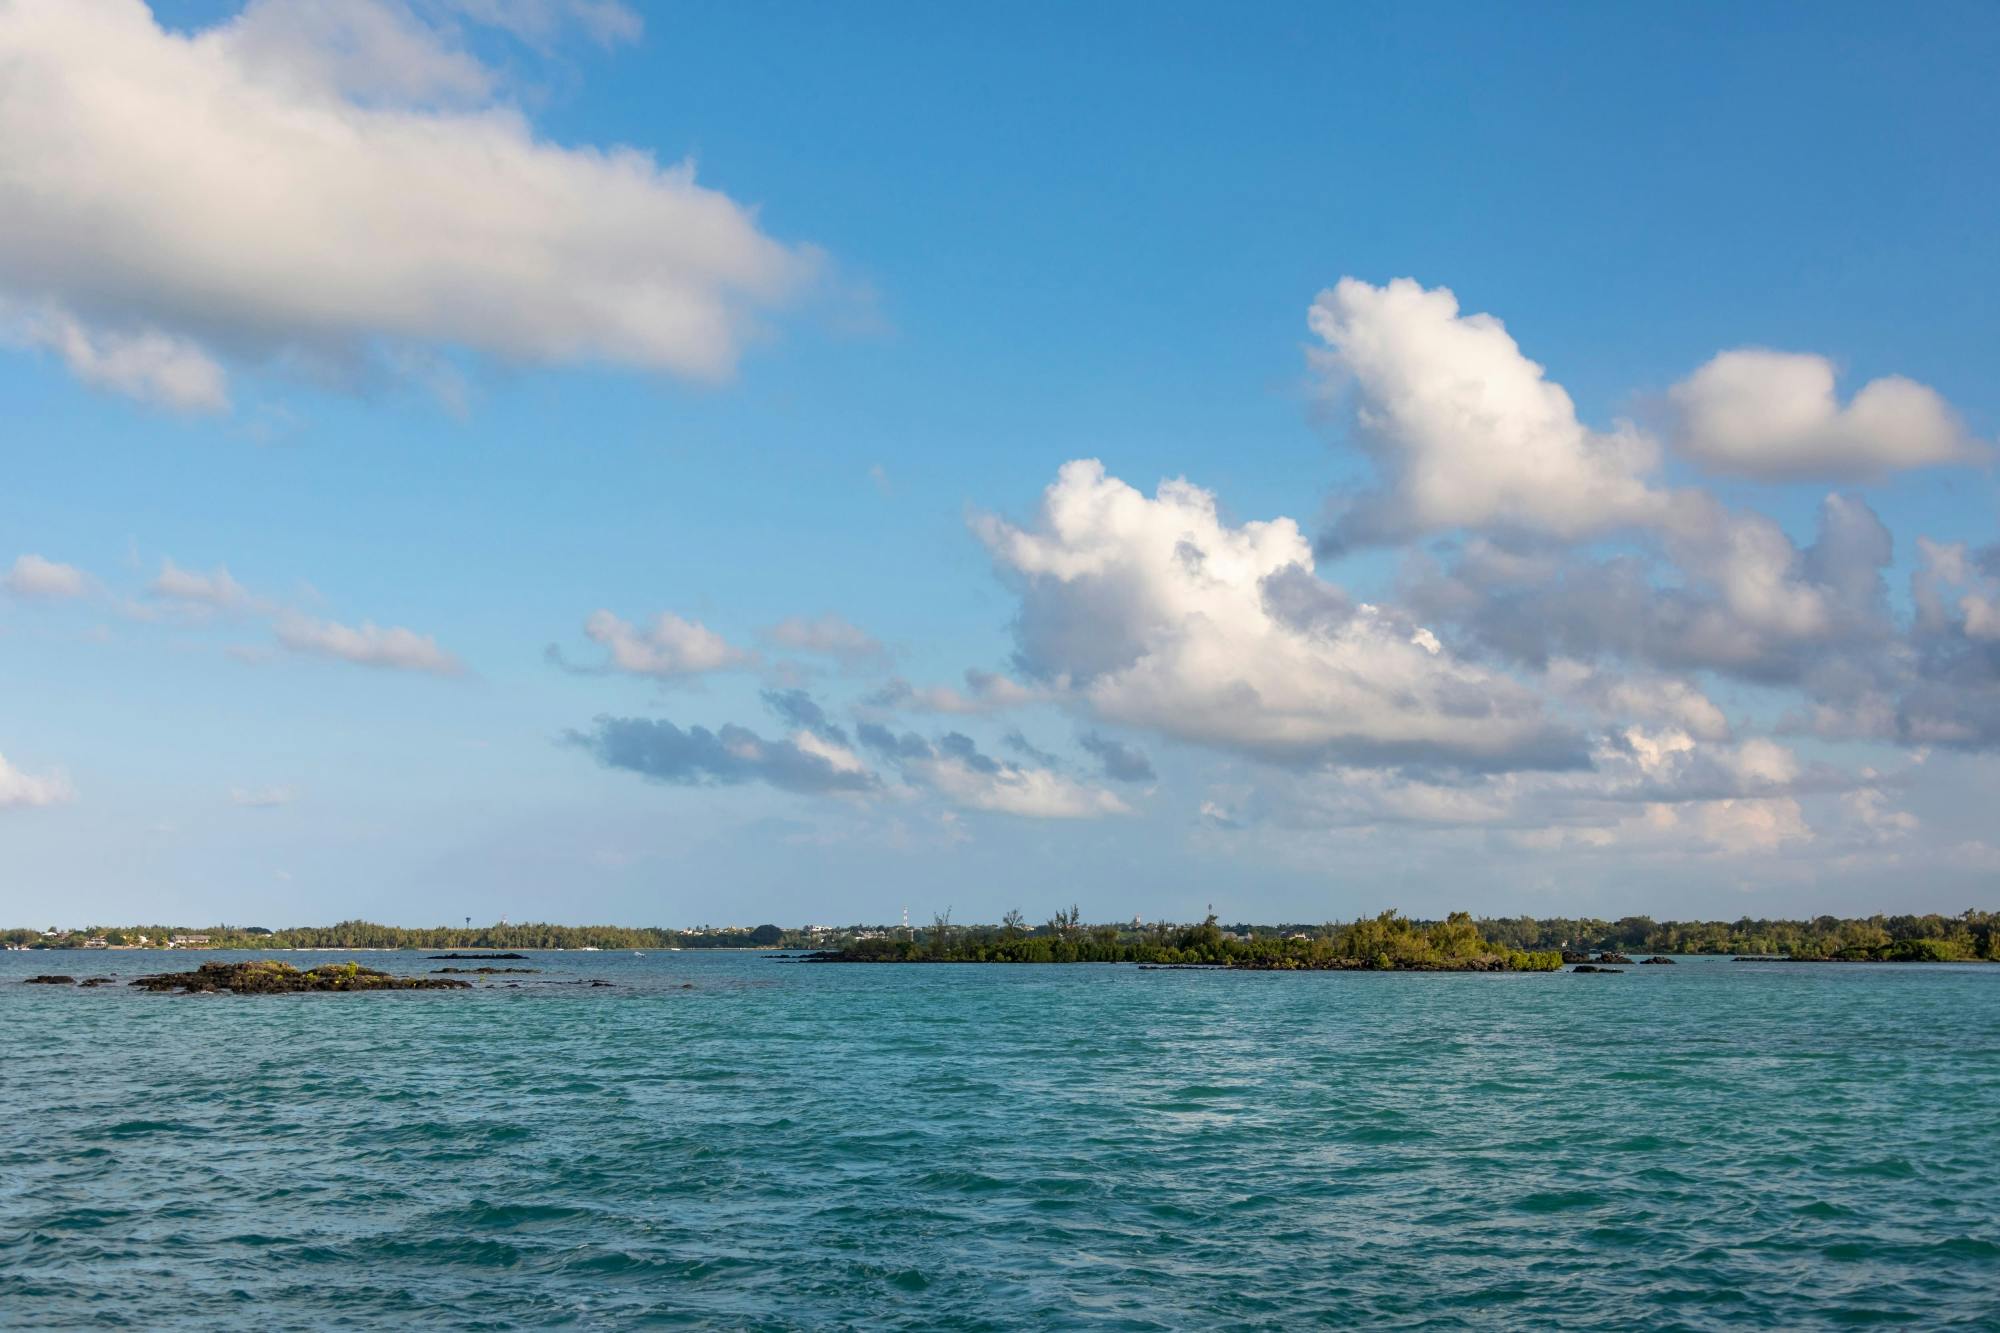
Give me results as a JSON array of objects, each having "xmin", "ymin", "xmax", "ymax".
[{"xmin": 2, "ymin": 0, "xmax": 1996, "ymax": 928}]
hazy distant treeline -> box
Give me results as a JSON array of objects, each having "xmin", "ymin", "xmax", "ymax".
[{"xmin": 3, "ymin": 920, "xmax": 788, "ymax": 951}]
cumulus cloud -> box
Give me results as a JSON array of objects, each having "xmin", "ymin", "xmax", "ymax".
[
  {"xmin": 856, "ymin": 726, "xmax": 1128, "ymax": 819},
  {"xmin": 914, "ymin": 749, "xmax": 1130, "ymax": 819},
  {"xmin": 275, "ymin": 612, "xmax": 463, "ymax": 675},
  {"xmin": 1309, "ymin": 277, "xmax": 1664, "ymax": 544},
  {"xmin": 569, "ymin": 715, "xmax": 877, "ymax": 794},
  {"xmin": 0, "ymin": 0, "xmax": 815, "ymax": 409},
  {"xmin": 1546, "ymin": 660, "xmax": 1730, "ymax": 741},
  {"xmin": 1879, "ymin": 539, "xmax": 2000, "ymax": 748},
  {"xmin": 581, "ymin": 610, "xmax": 756, "ymax": 678},
  {"xmin": 1079, "ymin": 731, "xmax": 1155, "ymax": 783},
  {"xmin": 1241, "ymin": 723, "xmax": 1832, "ymax": 861},
  {"xmin": 761, "ymin": 687, "xmax": 850, "ymax": 744},
  {"xmin": 4, "ymin": 554, "xmax": 91, "ymax": 600},
  {"xmin": 0, "ymin": 752, "xmax": 72, "ymax": 810},
  {"xmin": 1913, "ymin": 539, "xmax": 2000, "ymax": 643},
  {"xmin": 1002, "ymin": 728, "xmax": 1062, "ymax": 769},
  {"xmin": 1669, "ymin": 349, "xmax": 1984, "ymax": 480},
  {"xmin": 976, "ymin": 459, "xmax": 1584, "ymax": 772},
  {"xmin": 1409, "ymin": 492, "xmax": 1894, "ymax": 683}
]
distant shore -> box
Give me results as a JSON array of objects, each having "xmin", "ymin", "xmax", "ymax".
[{"xmin": 9, "ymin": 909, "xmax": 1997, "ymax": 964}]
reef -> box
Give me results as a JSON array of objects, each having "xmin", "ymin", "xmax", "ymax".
[
  {"xmin": 427, "ymin": 953, "xmax": 529, "ymax": 961},
  {"xmin": 23, "ymin": 975, "xmax": 75, "ymax": 985},
  {"xmin": 130, "ymin": 960, "xmax": 471, "ymax": 994}
]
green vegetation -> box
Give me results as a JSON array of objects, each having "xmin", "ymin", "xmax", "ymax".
[
  {"xmin": 825, "ymin": 910, "xmax": 1563, "ymax": 972},
  {"xmin": 1471, "ymin": 910, "xmax": 2000, "ymax": 961},
  {"xmin": 1, "ymin": 920, "xmax": 791, "ymax": 951},
  {"xmin": 8, "ymin": 910, "xmax": 1996, "ymax": 962},
  {"xmin": 128, "ymin": 959, "xmax": 472, "ymax": 993}
]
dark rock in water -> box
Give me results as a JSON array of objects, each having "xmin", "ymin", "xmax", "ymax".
[
  {"xmin": 1571, "ymin": 965, "xmax": 1624, "ymax": 973},
  {"xmin": 427, "ymin": 953, "xmax": 528, "ymax": 960},
  {"xmin": 588, "ymin": 979, "xmax": 613, "ymax": 987},
  {"xmin": 1640, "ymin": 956, "xmax": 1676, "ymax": 965},
  {"xmin": 130, "ymin": 960, "xmax": 471, "ymax": 994},
  {"xmin": 431, "ymin": 966, "xmax": 539, "ymax": 974},
  {"xmin": 79, "ymin": 976, "xmax": 117, "ymax": 986},
  {"xmin": 24, "ymin": 975, "xmax": 75, "ymax": 985},
  {"xmin": 681, "ymin": 983, "xmax": 694, "ymax": 989},
  {"xmin": 1594, "ymin": 952, "xmax": 1636, "ymax": 965},
  {"xmin": 1560, "ymin": 950, "xmax": 1591, "ymax": 964}
]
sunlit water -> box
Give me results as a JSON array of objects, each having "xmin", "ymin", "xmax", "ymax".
[{"xmin": 3, "ymin": 950, "xmax": 1996, "ymax": 1328}]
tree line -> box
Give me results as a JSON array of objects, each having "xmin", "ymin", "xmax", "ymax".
[
  {"xmin": 11, "ymin": 910, "xmax": 1997, "ymax": 961},
  {"xmin": 3, "ymin": 920, "xmax": 788, "ymax": 950},
  {"xmin": 1468, "ymin": 911, "xmax": 2000, "ymax": 961},
  {"xmin": 831, "ymin": 909, "xmax": 1564, "ymax": 971}
]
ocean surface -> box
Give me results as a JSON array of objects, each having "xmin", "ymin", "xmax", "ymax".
[{"xmin": 2, "ymin": 950, "xmax": 1996, "ymax": 1329}]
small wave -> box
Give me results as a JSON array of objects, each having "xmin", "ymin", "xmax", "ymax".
[
  {"xmin": 101, "ymin": 1119, "xmax": 205, "ymax": 1138},
  {"xmin": 1513, "ymin": 1190, "xmax": 1607, "ymax": 1213}
]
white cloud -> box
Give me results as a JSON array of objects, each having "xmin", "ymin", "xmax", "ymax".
[
  {"xmin": 0, "ymin": 752, "xmax": 73, "ymax": 809},
  {"xmin": 1547, "ymin": 660, "xmax": 1730, "ymax": 741},
  {"xmin": 1670, "ymin": 349, "xmax": 1984, "ymax": 480},
  {"xmin": 1198, "ymin": 799, "xmax": 1242, "ymax": 830},
  {"xmin": 1241, "ymin": 724, "xmax": 1828, "ymax": 861},
  {"xmin": 909, "ymin": 752, "xmax": 1129, "ymax": 819},
  {"xmin": 12, "ymin": 311, "xmax": 229, "ymax": 412},
  {"xmin": 147, "ymin": 559, "xmax": 259, "ymax": 614},
  {"xmin": 435, "ymin": 1, "xmax": 643, "ymax": 49},
  {"xmin": 868, "ymin": 669, "xmax": 1049, "ymax": 715},
  {"xmin": 583, "ymin": 610, "xmax": 756, "ymax": 678},
  {"xmin": 1841, "ymin": 787, "xmax": 1918, "ymax": 840},
  {"xmin": 1914, "ymin": 538, "xmax": 2000, "ymax": 642},
  {"xmin": 976, "ymin": 459, "xmax": 1582, "ymax": 771},
  {"xmin": 1410, "ymin": 491, "xmax": 1895, "ymax": 684},
  {"xmin": 0, "ymin": 0, "xmax": 815, "ymax": 408},
  {"xmin": 275, "ymin": 612, "xmax": 463, "ymax": 674},
  {"xmin": 1512, "ymin": 795, "xmax": 1810, "ymax": 856},
  {"xmin": 762, "ymin": 613, "xmax": 888, "ymax": 666},
  {"xmin": 851, "ymin": 724, "xmax": 1129, "ymax": 819},
  {"xmin": 1680, "ymin": 797, "xmax": 1812, "ymax": 854},
  {"xmin": 1309, "ymin": 277, "xmax": 1664, "ymax": 543},
  {"xmin": 3, "ymin": 553, "xmax": 91, "ymax": 600}
]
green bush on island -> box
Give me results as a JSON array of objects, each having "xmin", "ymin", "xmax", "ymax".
[
  {"xmin": 129, "ymin": 960, "xmax": 471, "ymax": 994},
  {"xmin": 1470, "ymin": 912, "xmax": 2000, "ymax": 961},
  {"xmin": 826, "ymin": 910, "xmax": 1563, "ymax": 972}
]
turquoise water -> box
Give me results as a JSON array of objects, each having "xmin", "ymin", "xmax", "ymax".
[{"xmin": 3, "ymin": 951, "xmax": 1997, "ymax": 1329}]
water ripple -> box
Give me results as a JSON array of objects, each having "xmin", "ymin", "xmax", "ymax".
[{"xmin": 3, "ymin": 951, "xmax": 1998, "ymax": 1328}]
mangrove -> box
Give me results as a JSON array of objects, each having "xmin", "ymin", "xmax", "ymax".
[{"xmin": 809, "ymin": 911, "xmax": 1564, "ymax": 972}]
